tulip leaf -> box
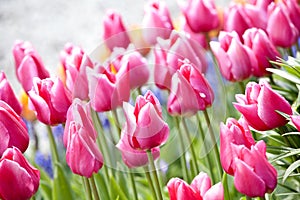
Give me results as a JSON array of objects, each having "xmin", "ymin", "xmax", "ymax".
[
  {"xmin": 282, "ymin": 132, "xmax": 300, "ymax": 136},
  {"xmin": 52, "ymin": 163, "xmax": 73, "ymax": 200},
  {"xmin": 271, "ymin": 149, "xmax": 300, "ymax": 163},
  {"xmin": 267, "ymin": 68, "xmax": 300, "ymax": 85},
  {"xmin": 93, "ymin": 172, "xmax": 110, "ymax": 200},
  {"xmin": 282, "ymin": 159, "xmax": 300, "ymax": 183},
  {"xmin": 39, "ymin": 180, "xmax": 52, "ymax": 200},
  {"xmin": 110, "ymin": 175, "xmax": 128, "ymax": 200}
]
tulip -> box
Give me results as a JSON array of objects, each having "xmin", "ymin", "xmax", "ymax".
[
  {"xmin": 179, "ymin": 0, "xmax": 219, "ymax": 33},
  {"xmin": 60, "ymin": 43, "xmax": 94, "ymax": 100},
  {"xmin": 123, "ymin": 90, "xmax": 169, "ymax": 150},
  {"xmin": 0, "ymin": 101, "xmax": 29, "ymax": 157},
  {"xmin": 234, "ymin": 80, "xmax": 292, "ymax": 131},
  {"xmin": 267, "ymin": 2, "xmax": 299, "ymax": 47},
  {"xmin": 154, "ymin": 31, "xmax": 207, "ymax": 89},
  {"xmin": 167, "ymin": 172, "xmax": 224, "ymax": 200},
  {"xmin": 291, "ymin": 115, "xmax": 300, "ymax": 131},
  {"xmin": 167, "ymin": 60, "xmax": 214, "ymax": 116},
  {"xmin": 116, "ymin": 130, "xmax": 160, "ymax": 168},
  {"xmin": 220, "ymin": 118, "xmax": 255, "ymax": 175},
  {"xmin": 87, "ymin": 62, "xmax": 130, "ymax": 112},
  {"xmin": 66, "ymin": 116, "xmax": 103, "ymax": 178},
  {"xmin": 210, "ymin": 31, "xmax": 257, "ymax": 81},
  {"xmin": 243, "ymin": 28, "xmax": 281, "ymax": 77},
  {"xmin": 142, "ymin": 0, "xmax": 174, "ymax": 45},
  {"xmin": 63, "ymin": 98, "xmax": 97, "ymax": 147},
  {"xmin": 102, "ymin": 10, "xmax": 131, "ymax": 51},
  {"xmin": 233, "ymin": 141, "xmax": 277, "ymax": 197},
  {"xmin": 281, "ymin": 0, "xmax": 300, "ymax": 33},
  {"xmin": 0, "ymin": 72, "xmax": 22, "ymax": 115},
  {"xmin": 0, "ymin": 147, "xmax": 40, "ymax": 200},
  {"xmin": 28, "ymin": 77, "xmax": 72, "ymax": 125},
  {"xmin": 109, "ymin": 49, "xmax": 149, "ymax": 89},
  {"xmin": 12, "ymin": 40, "xmax": 50, "ymax": 92}
]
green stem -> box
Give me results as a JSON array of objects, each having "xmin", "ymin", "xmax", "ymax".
[
  {"xmin": 196, "ymin": 113, "xmax": 215, "ymax": 182},
  {"xmin": 90, "ymin": 175, "xmax": 101, "ymax": 200},
  {"xmin": 147, "ymin": 150, "xmax": 163, "ymax": 200},
  {"xmin": 175, "ymin": 117, "xmax": 190, "ymax": 181},
  {"xmin": 144, "ymin": 166, "xmax": 157, "ymax": 200},
  {"xmin": 182, "ymin": 118, "xmax": 199, "ymax": 175},
  {"xmin": 222, "ymin": 173, "xmax": 231, "ymax": 200},
  {"xmin": 259, "ymin": 197, "xmax": 265, "ymax": 200},
  {"xmin": 112, "ymin": 109, "xmax": 121, "ymax": 137},
  {"xmin": 82, "ymin": 177, "xmax": 93, "ymax": 200},
  {"xmin": 203, "ymin": 109, "xmax": 223, "ymax": 181},
  {"xmin": 46, "ymin": 126, "xmax": 60, "ymax": 165},
  {"xmin": 246, "ymin": 196, "xmax": 252, "ymax": 200},
  {"xmin": 238, "ymin": 81, "xmax": 245, "ymax": 93},
  {"xmin": 129, "ymin": 170, "xmax": 138, "ymax": 200}
]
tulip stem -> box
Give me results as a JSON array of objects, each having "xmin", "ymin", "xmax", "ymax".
[
  {"xmin": 246, "ymin": 196, "xmax": 252, "ymax": 200},
  {"xmin": 175, "ymin": 117, "xmax": 190, "ymax": 182},
  {"xmin": 90, "ymin": 175, "xmax": 101, "ymax": 200},
  {"xmin": 203, "ymin": 109, "xmax": 223, "ymax": 181},
  {"xmin": 112, "ymin": 109, "xmax": 122, "ymax": 137},
  {"xmin": 182, "ymin": 118, "xmax": 199, "ymax": 175},
  {"xmin": 82, "ymin": 177, "xmax": 93, "ymax": 200},
  {"xmin": 46, "ymin": 126, "xmax": 60, "ymax": 165},
  {"xmin": 238, "ymin": 81, "xmax": 245, "ymax": 93},
  {"xmin": 144, "ymin": 166, "xmax": 157, "ymax": 200},
  {"xmin": 147, "ymin": 150, "xmax": 163, "ymax": 200},
  {"xmin": 196, "ymin": 113, "xmax": 215, "ymax": 183},
  {"xmin": 129, "ymin": 169, "xmax": 139, "ymax": 200},
  {"xmin": 222, "ymin": 172, "xmax": 231, "ymax": 200}
]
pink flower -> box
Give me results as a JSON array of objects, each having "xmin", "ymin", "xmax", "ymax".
[
  {"xmin": 87, "ymin": 62, "xmax": 130, "ymax": 112},
  {"xmin": 233, "ymin": 141, "xmax": 277, "ymax": 197},
  {"xmin": 281, "ymin": 0, "xmax": 300, "ymax": 33},
  {"xmin": 154, "ymin": 31, "xmax": 207, "ymax": 90},
  {"xmin": 0, "ymin": 147, "xmax": 40, "ymax": 200},
  {"xmin": 12, "ymin": 40, "xmax": 50, "ymax": 92},
  {"xmin": 28, "ymin": 77, "xmax": 72, "ymax": 125},
  {"xmin": 65, "ymin": 99, "xmax": 103, "ymax": 178},
  {"xmin": 116, "ymin": 131, "xmax": 160, "ymax": 168},
  {"xmin": 267, "ymin": 2, "xmax": 299, "ymax": 47},
  {"xmin": 142, "ymin": 0, "xmax": 174, "ymax": 45},
  {"xmin": 0, "ymin": 72, "xmax": 22, "ymax": 115},
  {"xmin": 179, "ymin": 0, "xmax": 219, "ymax": 33},
  {"xmin": 290, "ymin": 115, "xmax": 300, "ymax": 131},
  {"xmin": 234, "ymin": 80, "xmax": 292, "ymax": 131},
  {"xmin": 220, "ymin": 118, "xmax": 255, "ymax": 175},
  {"xmin": 60, "ymin": 43, "xmax": 94, "ymax": 100},
  {"xmin": 243, "ymin": 28, "xmax": 281, "ymax": 77},
  {"xmin": 210, "ymin": 31, "xmax": 257, "ymax": 81},
  {"xmin": 102, "ymin": 10, "xmax": 131, "ymax": 51},
  {"xmin": 167, "ymin": 60, "xmax": 214, "ymax": 116},
  {"xmin": 122, "ymin": 90, "xmax": 169, "ymax": 150},
  {"xmin": 0, "ymin": 101, "xmax": 29, "ymax": 157},
  {"xmin": 167, "ymin": 172, "xmax": 224, "ymax": 200},
  {"xmin": 181, "ymin": 19, "xmax": 208, "ymax": 49}
]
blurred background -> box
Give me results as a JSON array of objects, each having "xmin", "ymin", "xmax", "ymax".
[{"xmin": 0, "ymin": 0, "xmax": 229, "ymax": 90}]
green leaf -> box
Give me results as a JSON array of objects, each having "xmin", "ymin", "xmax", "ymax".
[
  {"xmin": 267, "ymin": 68, "xmax": 300, "ymax": 85},
  {"xmin": 282, "ymin": 159, "xmax": 300, "ymax": 183},
  {"xmin": 110, "ymin": 175, "xmax": 128, "ymax": 200},
  {"xmin": 39, "ymin": 180, "xmax": 52, "ymax": 200},
  {"xmin": 282, "ymin": 132, "xmax": 300, "ymax": 136},
  {"xmin": 271, "ymin": 149, "xmax": 300, "ymax": 163},
  {"xmin": 52, "ymin": 163, "xmax": 73, "ymax": 200},
  {"xmin": 93, "ymin": 172, "xmax": 110, "ymax": 200}
]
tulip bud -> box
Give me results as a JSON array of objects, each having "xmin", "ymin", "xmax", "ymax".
[
  {"xmin": 234, "ymin": 80, "xmax": 292, "ymax": 131},
  {"xmin": 0, "ymin": 147, "xmax": 40, "ymax": 200},
  {"xmin": 0, "ymin": 72, "xmax": 22, "ymax": 115},
  {"xmin": 28, "ymin": 77, "xmax": 72, "ymax": 125},
  {"xmin": 0, "ymin": 101, "xmax": 29, "ymax": 157}
]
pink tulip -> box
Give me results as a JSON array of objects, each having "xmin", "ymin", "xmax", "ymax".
[
  {"xmin": 234, "ymin": 80, "xmax": 292, "ymax": 131},
  {"xmin": 167, "ymin": 172, "xmax": 224, "ymax": 200},
  {"xmin": 116, "ymin": 130, "xmax": 160, "ymax": 168},
  {"xmin": 233, "ymin": 141, "xmax": 277, "ymax": 197},
  {"xmin": 154, "ymin": 31, "xmax": 207, "ymax": 90},
  {"xmin": 102, "ymin": 10, "xmax": 131, "ymax": 51},
  {"xmin": 63, "ymin": 99, "xmax": 97, "ymax": 147},
  {"xmin": 123, "ymin": 90, "xmax": 169, "ymax": 150},
  {"xmin": 220, "ymin": 118, "xmax": 255, "ymax": 175},
  {"xmin": 12, "ymin": 40, "xmax": 50, "ymax": 92},
  {"xmin": 210, "ymin": 31, "xmax": 257, "ymax": 81},
  {"xmin": 267, "ymin": 2, "xmax": 299, "ymax": 47},
  {"xmin": 87, "ymin": 62, "xmax": 130, "ymax": 112},
  {"xmin": 109, "ymin": 49, "xmax": 149, "ymax": 89},
  {"xmin": 181, "ymin": 19, "xmax": 208, "ymax": 49},
  {"xmin": 167, "ymin": 60, "xmax": 214, "ymax": 116},
  {"xmin": 0, "ymin": 101, "xmax": 29, "ymax": 157},
  {"xmin": 0, "ymin": 147, "xmax": 40, "ymax": 200},
  {"xmin": 179, "ymin": 0, "xmax": 219, "ymax": 33},
  {"xmin": 0, "ymin": 72, "xmax": 22, "ymax": 115},
  {"xmin": 281, "ymin": 0, "xmax": 300, "ymax": 33},
  {"xmin": 291, "ymin": 115, "xmax": 300, "ymax": 131},
  {"xmin": 243, "ymin": 28, "xmax": 281, "ymax": 77},
  {"xmin": 60, "ymin": 43, "xmax": 94, "ymax": 100},
  {"xmin": 142, "ymin": 0, "xmax": 174, "ymax": 45},
  {"xmin": 28, "ymin": 77, "xmax": 72, "ymax": 125},
  {"xmin": 65, "ymin": 100, "xmax": 103, "ymax": 177}
]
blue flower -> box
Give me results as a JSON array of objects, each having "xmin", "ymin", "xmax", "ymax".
[{"xmin": 35, "ymin": 151, "xmax": 53, "ymax": 178}]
